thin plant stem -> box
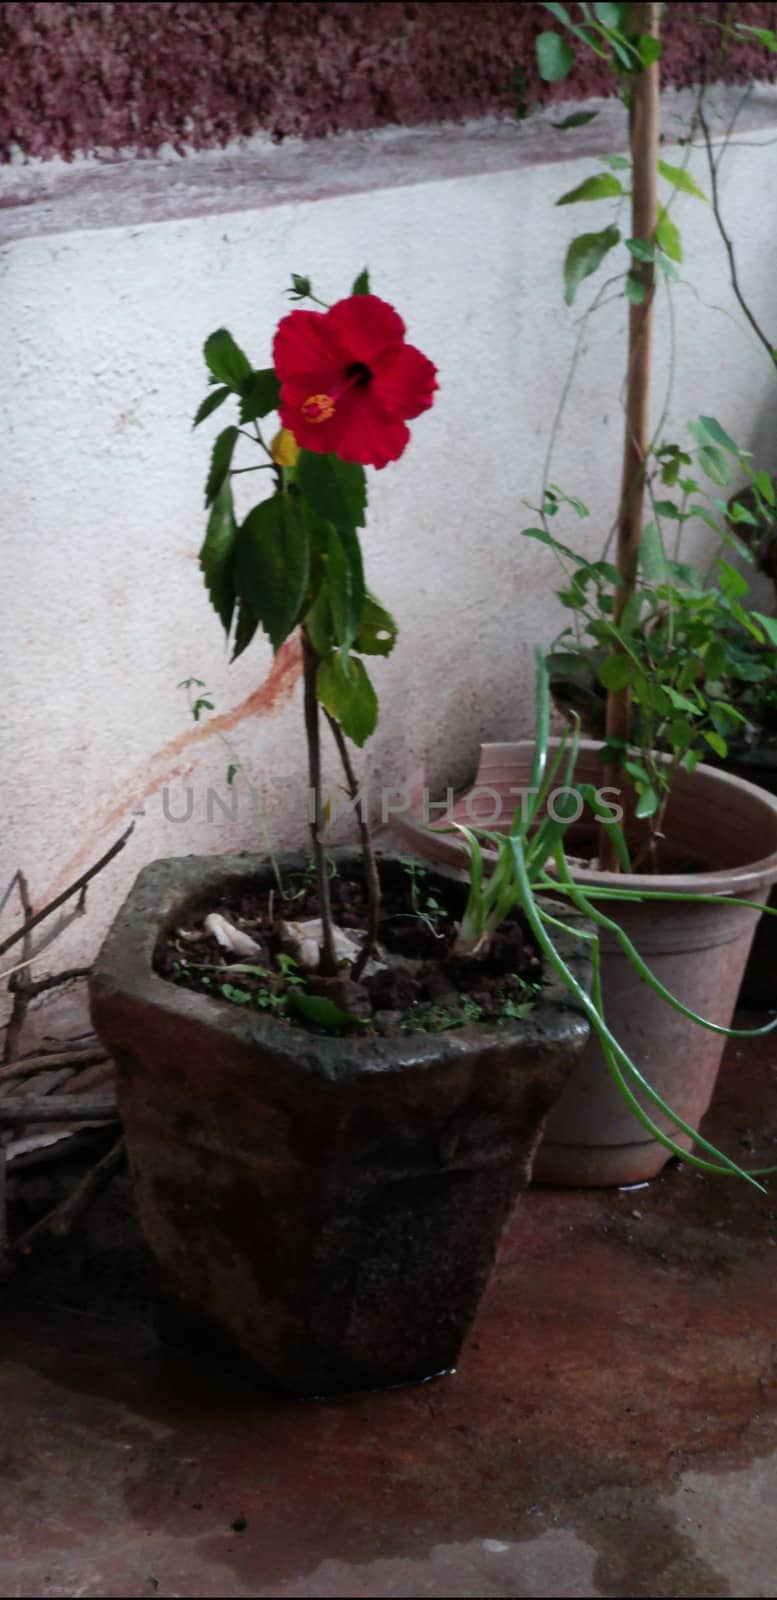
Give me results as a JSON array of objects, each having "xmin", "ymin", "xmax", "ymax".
[
  {"xmin": 301, "ymin": 629, "xmax": 338, "ymax": 977},
  {"xmin": 324, "ymin": 712, "xmax": 381, "ymax": 980}
]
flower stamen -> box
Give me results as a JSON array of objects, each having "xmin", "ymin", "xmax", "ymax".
[{"xmin": 302, "ymin": 393, "xmax": 336, "ymax": 423}]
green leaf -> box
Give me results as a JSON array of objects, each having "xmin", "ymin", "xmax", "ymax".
[
  {"xmin": 205, "ymin": 425, "xmax": 239, "ymax": 507},
  {"xmin": 199, "ymin": 477, "xmax": 237, "ymax": 634},
  {"xmin": 704, "ymin": 730, "xmax": 727, "ymax": 759},
  {"xmin": 638, "ymin": 521, "xmax": 667, "ymax": 581},
  {"xmin": 235, "ymin": 493, "xmax": 310, "ymax": 653},
  {"xmin": 351, "ymin": 267, "xmax": 370, "ymax": 295},
  {"xmin": 598, "ymin": 653, "xmax": 633, "ymax": 690},
  {"xmin": 698, "ymin": 445, "xmax": 731, "ymax": 487},
  {"xmin": 552, "ymin": 110, "xmax": 599, "ymax": 129},
  {"xmin": 541, "ymin": 2, "xmax": 572, "ymax": 21},
  {"xmin": 537, "ymin": 31, "xmax": 575, "ymax": 81},
  {"xmin": 221, "ymin": 984, "xmax": 252, "ymax": 1005},
  {"xmin": 288, "ymin": 990, "xmax": 368, "ymax": 1031},
  {"xmin": 635, "ymin": 785, "xmax": 659, "ymax": 819},
  {"xmin": 231, "ymin": 599, "xmax": 260, "ymax": 661},
  {"xmin": 226, "ymin": 764, "xmax": 238, "ymax": 786},
  {"xmin": 717, "ymin": 558, "xmax": 748, "ymax": 598},
  {"xmin": 326, "ymin": 525, "xmax": 365, "ymax": 651},
  {"xmin": 653, "ymin": 498, "xmax": 683, "ymax": 520},
  {"xmin": 626, "ymin": 237, "xmax": 654, "ymax": 262},
  {"xmin": 563, "ymin": 225, "xmax": 621, "ymax": 305},
  {"xmin": 655, "ymin": 207, "xmax": 682, "ymax": 262},
  {"xmin": 304, "ymin": 581, "xmax": 333, "ymax": 658},
  {"xmin": 704, "ymin": 640, "xmax": 727, "ymax": 681},
  {"xmin": 658, "ymin": 160, "xmax": 708, "ymax": 202},
  {"xmin": 602, "ymin": 152, "xmax": 630, "ymax": 170},
  {"xmin": 239, "ymin": 369, "xmax": 281, "ymax": 425},
  {"xmin": 637, "ymin": 33, "xmax": 662, "ymax": 66},
  {"xmin": 193, "ymin": 386, "xmax": 231, "ymax": 427},
  {"xmin": 697, "ymin": 415, "xmax": 740, "ymax": 455},
  {"xmin": 592, "ymin": 2, "xmax": 622, "ymax": 25},
  {"xmin": 316, "ymin": 653, "xmax": 378, "ymax": 746},
  {"xmin": 624, "ymin": 272, "xmax": 646, "ymax": 305},
  {"xmin": 753, "ymin": 612, "xmax": 777, "ymax": 646},
  {"xmin": 557, "ymin": 173, "xmax": 624, "ymax": 205},
  {"xmin": 297, "ymin": 450, "xmax": 367, "ymax": 531},
  {"xmin": 733, "ymin": 23, "xmax": 777, "ymax": 51},
  {"xmin": 355, "ymin": 592, "xmax": 398, "ymax": 656},
  {"xmin": 203, "ymin": 329, "xmax": 253, "ymax": 391},
  {"xmin": 755, "ymin": 469, "xmax": 776, "ymax": 506}
]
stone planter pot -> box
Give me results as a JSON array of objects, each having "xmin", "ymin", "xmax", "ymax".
[
  {"xmin": 89, "ymin": 851, "xmax": 591, "ymax": 1397},
  {"xmin": 718, "ymin": 749, "xmax": 777, "ymax": 1008},
  {"xmin": 390, "ymin": 743, "xmax": 777, "ymax": 1188}
]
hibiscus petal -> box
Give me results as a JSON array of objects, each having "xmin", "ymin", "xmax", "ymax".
[
  {"xmin": 273, "ymin": 309, "xmax": 340, "ymax": 382},
  {"xmin": 336, "ymin": 398, "xmax": 410, "ymax": 470},
  {"xmin": 370, "ymin": 342, "xmax": 439, "ymax": 420},
  {"xmin": 326, "ymin": 295, "xmax": 406, "ymax": 364},
  {"xmin": 279, "ymin": 387, "xmax": 358, "ymax": 456}
]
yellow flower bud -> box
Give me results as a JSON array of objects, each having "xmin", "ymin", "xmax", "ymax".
[{"xmin": 270, "ymin": 428, "xmax": 299, "ymax": 468}]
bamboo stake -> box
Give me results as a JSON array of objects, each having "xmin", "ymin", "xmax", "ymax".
[{"xmin": 601, "ymin": 1, "xmax": 660, "ymax": 872}]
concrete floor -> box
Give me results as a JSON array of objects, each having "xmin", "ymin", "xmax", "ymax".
[{"xmin": 2, "ymin": 1023, "xmax": 777, "ymax": 1599}]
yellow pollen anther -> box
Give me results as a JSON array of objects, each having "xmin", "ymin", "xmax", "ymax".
[{"xmin": 302, "ymin": 392, "xmax": 336, "ymax": 423}]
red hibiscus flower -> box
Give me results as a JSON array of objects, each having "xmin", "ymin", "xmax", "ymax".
[{"xmin": 272, "ymin": 294, "xmax": 438, "ymax": 470}]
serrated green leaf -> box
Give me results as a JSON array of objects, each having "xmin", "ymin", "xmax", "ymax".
[
  {"xmin": 231, "ymin": 599, "xmax": 260, "ymax": 662},
  {"xmin": 326, "ymin": 524, "xmax": 365, "ymax": 652},
  {"xmin": 199, "ymin": 477, "xmax": 237, "ymax": 634},
  {"xmin": 316, "ymin": 652, "xmax": 378, "ymax": 746},
  {"xmin": 351, "ymin": 267, "xmax": 370, "ymax": 295},
  {"xmin": 235, "ymin": 493, "xmax": 310, "ymax": 653},
  {"xmin": 552, "ymin": 110, "xmax": 599, "ymax": 129},
  {"xmin": 239, "ymin": 369, "xmax": 281, "ymax": 425},
  {"xmin": 355, "ymin": 592, "xmax": 398, "ymax": 656},
  {"xmin": 297, "ymin": 450, "xmax": 367, "ymax": 531},
  {"xmin": 655, "ymin": 207, "xmax": 682, "ymax": 262},
  {"xmin": 193, "ymin": 386, "xmax": 231, "ymax": 428},
  {"xmin": 203, "ymin": 329, "xmax": 253, "ymax": 390},
  {"xmin": 598, "ymin": 653, "xmax": 633, "ymax": 690},
  {"xmin": 563, "ymin": 224, "xmax": 621, "ymax": 305},
  {"xmin": 205, "ymin": 426, "xmax": 239, "ymax": 507},
  {"xmin": 537, "ymin": 30, "xmax": 575, "ymax": 82},
  {"xmin": 557, "ymin": 172, "xmax": 624, "ymax": 205},
  {"xmin": 658, "ymin": 160, "xmax": 708, "ymax": 202}
]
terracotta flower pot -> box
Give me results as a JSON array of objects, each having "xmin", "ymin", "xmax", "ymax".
[
  {"xmin": 89, "ymin": 851, "xmax": 591, "ymax": 1396},
  {"xmin": 390, "ymin": 742, "xmax": 777, "ymax": 1188}
]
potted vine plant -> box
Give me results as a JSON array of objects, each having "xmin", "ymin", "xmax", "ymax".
[
  {"xmin": 390, "ymin": 1, "xmax": 777, "ymax": 1185},
  {"xmin": 89, "ymin": 272, "xmax": 596, "ymax": 1398}
]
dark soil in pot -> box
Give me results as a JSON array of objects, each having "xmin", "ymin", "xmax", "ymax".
[
  {"xmin": 90, "ymin": 851, "xmax": 592, "ymax": 1398},
  {"xmin": 154, "ymin": 855, "xmax": 543, "ymax": 1037}
]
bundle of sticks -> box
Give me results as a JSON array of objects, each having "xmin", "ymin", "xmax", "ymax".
[{"xmin": 0, "ymin": 824, "xmax": 134, "ymax": 1275}]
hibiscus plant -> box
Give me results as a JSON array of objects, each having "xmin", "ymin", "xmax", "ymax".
[{"xmin": 194, "ymin": 270, "xmax": 437, "ymax": 977}]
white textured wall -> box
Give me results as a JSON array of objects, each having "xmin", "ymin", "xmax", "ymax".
[{"xmin": 2, "ymin": 88, "xmax": 776, "ymax": 976}]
